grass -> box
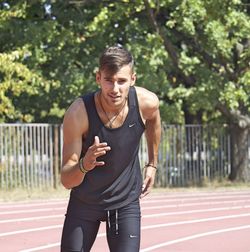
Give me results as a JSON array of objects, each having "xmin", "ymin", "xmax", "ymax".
[
  {"xmin": 0, "ymin": 181, "xmax": 250, "ymax": 202},
  {"xmin": 0, "ymin": 185, "xmax": 70, "ymax": 202}
]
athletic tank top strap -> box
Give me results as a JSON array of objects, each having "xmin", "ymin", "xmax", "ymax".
[
  {"xmin": 128, "ymin": 85, "xmax": 137, "ymax": 107},
  {"xmin": 127, "ymin": 86, "xmax": 145, "ymax": 128},
  {"xmin": 81, "ymin": 91, "xmax": 102, "ymax": 129}
]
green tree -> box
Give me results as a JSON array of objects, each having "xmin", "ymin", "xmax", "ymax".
[
  {"xmin": 140, "ymin": 0, "xmax": 250, "ymax": 181},
  {"xmin": 0, "ymin": 0, "xmax": 249, "ymax": 181},
  {"xmin": 0, "ymin": 0, "xmax": 99, "ymax": 123}
]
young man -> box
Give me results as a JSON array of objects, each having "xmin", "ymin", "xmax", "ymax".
[{"xmin": 60, "ymin": 46, "xmax": 161, "ymax": 252}]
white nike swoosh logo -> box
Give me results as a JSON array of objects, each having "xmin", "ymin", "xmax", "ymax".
[
  {"xmin": 129, "ymin": 235, "xmax": 138, "ymax": 238},
  {"xmin": 129, "ymin": 123, "xmax": 136, "ymax": 128}
]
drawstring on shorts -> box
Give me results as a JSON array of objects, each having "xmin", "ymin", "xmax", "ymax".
[
  {"xmin": 107, "ymin": 210, "xmax": 111, "ymax": 229},
  {"xmin": 107, "ymin": 209, "xmax": 119, "ymax": 235},
  {"xmin": 115, "ymin": 209, "xmax": 118, "ymax": 235}
]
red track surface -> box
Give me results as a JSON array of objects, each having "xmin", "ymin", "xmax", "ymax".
[{"xmin": 1, "ymin": 189, "xmax": 250, "ymax": 252}]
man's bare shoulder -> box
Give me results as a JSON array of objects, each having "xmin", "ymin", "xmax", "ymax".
[
  {"xmin": 64, "ymin": 98, "xmax": 86, "ymax": 120},
  {"xmin": 63, "ymin": 97, "xmax": 88, "ymax": 135},
  {"xmin": 134, "ymin": 86, "xmax": 159, "ymax": 109},
  {"xmin": 134, "ymin": 86, "xmax": 159, "ymax": 121}
]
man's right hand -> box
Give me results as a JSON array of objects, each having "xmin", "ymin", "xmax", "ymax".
[{"xmin": 82, "ymin": 136, "xmax": 111, "ymax": 171}]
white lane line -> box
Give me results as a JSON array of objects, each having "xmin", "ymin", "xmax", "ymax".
[
  {"xmin": 142, "ymin": 199, "xmax": 250, "ymax": 210},
  {"xmin": 0, "ymin": 225, "xmax": 62, "ymax": 237},
  {"xmin": 0, "ymin": 199, "xmax": 249, "ymax": 216},
  {"xmin": 0, "ymin": 207, "xmax": 65, "ymax": 215},
  {"xmin": 0, "ymin": 191, "xmax": 249, "ymax": 211},
  {"xmin": 141, "ymin": 213, "xmax": 250, "ymax": 231},
  {"xmin": 16, "ymin": 213, "xmax": 250, "ymax": 251},
  {"xmin": 146, "ymin": 190, "xmax": 250, "ymax": 199},
  {"xmin": 0, "ymin": 201, "xmax": 67, "ymax": 209},
  {"xmin": 19, "ymin": 232, "xmax": 106, "ymax": 252},
  {"xmin": 141, "ymin": 194, "xmax": 250, "ymax": 204},
  {"xmin": 0, "ymin": 214, "xmax": 63, "ymax": 224},
  {"xmin": 2, "ymin": 204, "xmax": 250, "ymax": 224},
  {"xmin": 0, "ymin": 189, "xmax": 249, "ymax": 207},
  {"xmin": 0, "ymin": 198, "xmax": 68, "ymax": 204},
  {"xmin": 1, "ymin": 212, "xmax": 250, "ymax": 238},
  {"xmin": 141, "ymin": 191, "xmax": 250, "ymax": 202},
  {"xmin": 19, "ymin": 243, "xmax": 60, "ymax": 252},
  {"xmin": 143, "ymin": 205, "xmax": 250, "ymax": 218},
  {"xmin": 140, "ymin": 224, "xmax": 250, "ymax": 251}
]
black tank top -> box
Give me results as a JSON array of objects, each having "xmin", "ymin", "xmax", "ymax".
[{"xmin": 70, "ymin": 86, "xmax": 145, "ymax": 210}]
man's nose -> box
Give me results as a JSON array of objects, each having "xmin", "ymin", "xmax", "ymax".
[{"xmin": 111, "ymin": 82, "xmax": 119, "ymax": 92}]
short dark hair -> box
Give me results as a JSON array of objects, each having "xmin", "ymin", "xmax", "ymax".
[{"xmin": 99, "ymin": 46, "xmax": 134, "ymax": 74}]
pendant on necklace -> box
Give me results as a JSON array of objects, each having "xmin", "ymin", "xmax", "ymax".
[{"xmin": 99, "ymin": 92, "xmax": 127, "ymax": 129}]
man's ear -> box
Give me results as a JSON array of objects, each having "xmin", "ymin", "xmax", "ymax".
[
  {"xmin": 130, "ymin": 72, "xmax": 136, "ymax": 86},
  {"xmin": 96, "ymin": 71, "xmax": 101, "ymax": 85}
]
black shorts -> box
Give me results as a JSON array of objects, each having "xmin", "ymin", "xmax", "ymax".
[{"xmin": 61, "ymin": 198, "xmax": 141, "ymax": 252}]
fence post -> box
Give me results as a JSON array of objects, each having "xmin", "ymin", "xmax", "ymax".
[{"xmin": 53, "ymin": 125, "xmax": 59, "ymax": 188}]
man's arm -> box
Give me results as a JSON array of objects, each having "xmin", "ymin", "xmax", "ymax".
[
  {"xmin": 60, "ymin": 98, "xmax": 87, "ymax": 189},
  {"xmin": 136, "ymin": 87, "xmax": 161, "ymax": 198},
  {"xmin": 61, "ymin": 98, "xmax": 111, "ymax": 189}
]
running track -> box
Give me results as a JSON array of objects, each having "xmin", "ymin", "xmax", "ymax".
[{"xmin": 1, "ymin": 189, "xmax": 250, "ymax": 252}]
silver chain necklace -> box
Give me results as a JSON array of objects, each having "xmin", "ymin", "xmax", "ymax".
[{"xmin": 98, "ymin": 92, "xmax": 127, "ymax": 128}]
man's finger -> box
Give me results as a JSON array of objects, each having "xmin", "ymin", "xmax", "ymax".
[
  {"xmin": 94, "ymin": 135, "xmax": 100, "ymax": 145},
  {"xmin": 94, "ymin": 150, "xmax": 108, "ymax": 157},
  {"xmin": 95, "ymin": 161, "xmax": 105, "ymax": 166},
  {"xmin": 142, "ymin": 184, "xmax": 146, "ymax": 191},
  {"xmin": 143, "ymin": 177, "xmax": 149, "ymax": 188}
]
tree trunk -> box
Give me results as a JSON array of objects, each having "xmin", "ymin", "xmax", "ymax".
[{"xmin": 229, "ymin": 124, "xmax": 250, "ymax": 182}]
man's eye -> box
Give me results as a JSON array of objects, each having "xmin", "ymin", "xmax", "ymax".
[{"xmin": 118, "ymin": 80, "xmax": 126, "ymax": 84}]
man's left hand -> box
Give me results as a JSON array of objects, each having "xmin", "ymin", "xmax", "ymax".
[{"xmin": 140, "ymin": 166, "xmax": 157, "ymax": 198}]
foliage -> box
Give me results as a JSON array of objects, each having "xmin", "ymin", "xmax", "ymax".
[
  {"xmin": 0, "ymin": 0, "xmax": 98, "ymax": 122},
  {"xmin": 0, "ymin": 0, "xmax": 249, "ymax": 126}
]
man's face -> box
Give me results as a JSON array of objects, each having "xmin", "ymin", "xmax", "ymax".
[{"xmin": 96, "ymin": 64, "xmax": 136, "ymax": 107}]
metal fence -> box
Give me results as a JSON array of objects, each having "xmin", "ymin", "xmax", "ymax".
[
  {"xmin": 0, "ymin": 124, "xmax": 62, "ymax": 189},
  {"xmin": 151, "ymin": 125, "xmax": 233, "ymax": 187},
  {"xmin": 0, "ymin": 123, "xmax": 249, "ymax": 189}
]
